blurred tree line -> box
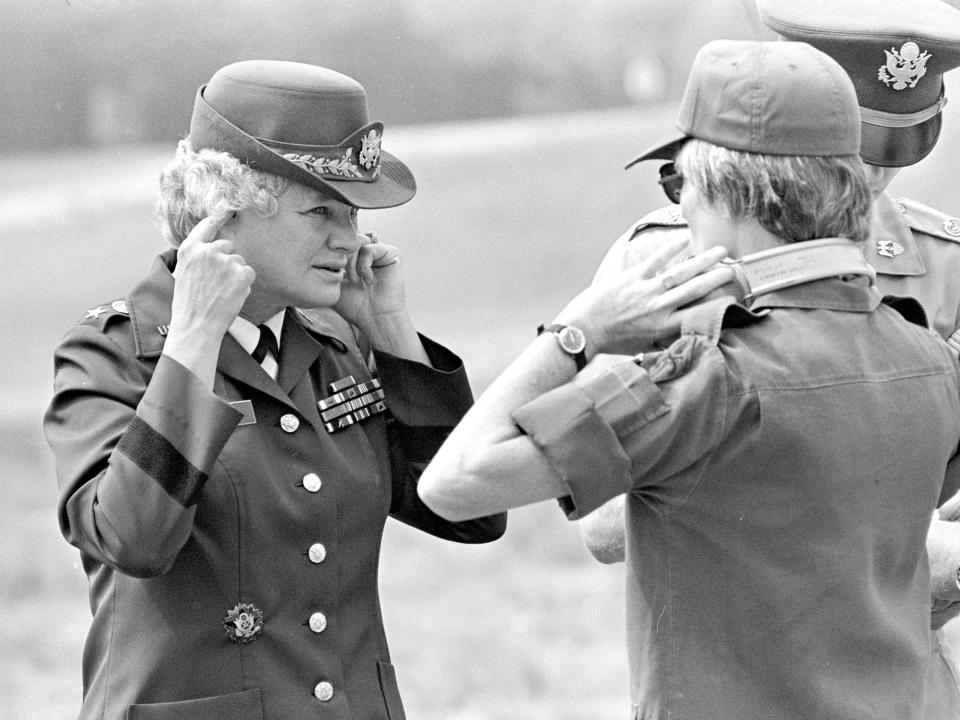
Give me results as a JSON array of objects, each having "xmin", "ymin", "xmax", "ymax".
[{"xmin": 0, "ymin": 0, "xmax": 763, "ymax": 154}]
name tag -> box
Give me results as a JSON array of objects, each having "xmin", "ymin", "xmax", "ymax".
[{"xmin": 229, "ymin": 399, "xmax": 257, "ymax": 426}]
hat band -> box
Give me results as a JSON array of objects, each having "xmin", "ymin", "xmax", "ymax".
[
  {"xmin": 259, "ymin": 126, "xmax": 383, "ymax": 183},
  {"xmin": 860, "ymin": 94, "xmax": 947, "ymax": 129}
]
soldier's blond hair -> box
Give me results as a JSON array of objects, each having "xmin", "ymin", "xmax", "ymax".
[{"xmin": 675, "ymin": 139, "xmax": 871, "ymax": 243}]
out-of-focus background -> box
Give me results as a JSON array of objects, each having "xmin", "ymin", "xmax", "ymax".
[{"xmin": 4, "ymin": 1, "xmax": 960, "ymax": 718}]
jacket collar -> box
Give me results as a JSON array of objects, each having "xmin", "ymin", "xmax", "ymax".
[
  {"xmin": 749, "ymin": 275, "xmax": 883, "ymax": 314},
  {"xmin": 866, "ymin": 191, "xmax": 925, "ymax": 276}
]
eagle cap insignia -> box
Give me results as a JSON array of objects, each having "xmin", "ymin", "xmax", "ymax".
[
  {"xmin": 359, "ymin": 129, "xmax": 382, "ymax": 171},
  {"xmin": 879, "ymin": 41, "xmax": 931, "ymax": 90}
]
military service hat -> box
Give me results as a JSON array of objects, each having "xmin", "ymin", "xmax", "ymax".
[
  {"xmin": 189, "ymin": 60, "xmax": 416, "ymax": 209},
  {"xmin": 757, "ymin": 0, "xmax": 960, "ymax": 167}
]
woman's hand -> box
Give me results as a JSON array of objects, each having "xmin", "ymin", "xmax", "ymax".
[
  {"xmin": 334, "ymin": 232, "xmax": 407, "ymax": 330},
  {"xmin": 335, "ymin": 233, "xmax": 430, "ymax": 363},
  {"xmin": 164, "ymin": 214, "xmax": 256, "ymax": 387},
  {"xmin": 554, "ymin": 235, "xmax": 735, "ymax": 357}
]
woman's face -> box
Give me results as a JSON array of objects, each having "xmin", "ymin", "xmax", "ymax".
[
  {"xmin": 863, "ymin": 163, "xmax": 902, "ymax": 200},
  {"xmin": 225, "ymin": 182, "xmax": 362, "ymax": 317}
]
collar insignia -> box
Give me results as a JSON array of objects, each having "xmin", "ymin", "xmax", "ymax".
[
  {"xmin": 85, "ymin": 305, "xmax": 107, "ymax": 320},
  {"xmin": 944, "ymin": 218, "xmax": 960, "ymax": 237},
  {"xmin": 877, "ymin": 239, "xmax": 905, "ymax": 258},
  {"xmin": 879, "ymin": 42, "xmax": 931, "ymax": 90}
]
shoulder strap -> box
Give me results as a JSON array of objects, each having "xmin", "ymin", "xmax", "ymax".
[
  {"xmin": 680, "ymin": 296, "xmax": 765, "ymax": 344},
  {"xmin": 897, "ymin": 197, "xmax": 960, "ymax": 243},
  {"xmin": 628, "ymin": 205, "xmax": 687, "ymax": 240}
]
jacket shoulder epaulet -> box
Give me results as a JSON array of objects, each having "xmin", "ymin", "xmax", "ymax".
[
  {"xmin": 78, "ymin": 298, "xmax": 131, "ymax": 330},
  {"xmin": 896, "ymin": 197, "xmax": 960, "ymax": 244},
  {"xmin": 628, "ymin": 205, "xmax": 688, "ymax": 241}
]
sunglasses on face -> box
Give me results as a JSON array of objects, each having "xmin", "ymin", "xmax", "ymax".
[{"xmin": 658, "ymin": 162, "xmax": 683, "ymax": 204}]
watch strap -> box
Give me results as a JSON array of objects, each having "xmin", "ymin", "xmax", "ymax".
[{"xmin": 537, "ymin": 323, "xmax": 587, "ymax": 371}]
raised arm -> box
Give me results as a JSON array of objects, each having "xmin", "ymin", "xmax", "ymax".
[{"xmin": 417, "ymin": 237, "xmax": 734, "ymax": 521}]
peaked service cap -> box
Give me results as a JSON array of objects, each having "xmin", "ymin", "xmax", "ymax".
[
  {"xmin": 757, "ymin": 0, "xmax": 960, "ymax": 167},
  {"xmin": 189, "ymin": 60, "xmax": 415, "ymax": 209},
  {"xmin": 626, "ymin": 40, "xmax": 861, "ymax": 167}
]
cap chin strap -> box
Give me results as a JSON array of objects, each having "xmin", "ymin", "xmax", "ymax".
[
  {"xmin": 859, "ymin": 94, "xmax": 947, "ymax": 129},
  {"xmin": 725, "ymin": 238, "xmax": 875, "ymax": 301}
]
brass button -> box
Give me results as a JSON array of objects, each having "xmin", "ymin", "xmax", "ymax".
[
  {"xmin": 303, "ymin": 473, "xmax": 322, "ymax": 493},
  {"xmin": 280, "ymin": 414, "xmax": 300, "ymax": 433},
  {"xmin": 308, "ymin": 543, "xmax": 327, "ymax": 564},
  {"xmin": 314, "ymin": 681, "xmax": 333, "ymax": 702},
  {"xmin": 309, "ymin": 612, "xmax": 327, "ymax": 633}
]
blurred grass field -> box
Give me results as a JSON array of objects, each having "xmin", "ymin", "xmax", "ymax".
[{"xmin": 4, "ymin": 93, "xmax": 960, "ymax": 719}]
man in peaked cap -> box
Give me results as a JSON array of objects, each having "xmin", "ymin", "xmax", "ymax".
[
  {"xmin": 586, "ymin": 3, "xmax": 960, "ymax": 711},
  {"xmin": 43, "ymin": 60, "xmax": 506, "ymax": 720},
  {"xmin": 419, "ymin": 38, "xmax": 960, "ymax": 719}
]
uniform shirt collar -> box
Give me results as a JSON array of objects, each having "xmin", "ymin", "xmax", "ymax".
[
  {"xmin": 749, "ymin": 275, "xmax": 883, "ymax": 314},
  {"xmin": 229, "ymin": 311, "xmax": 286, "ymax": 356}
]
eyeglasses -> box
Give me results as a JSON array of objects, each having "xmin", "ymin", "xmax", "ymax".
[{"xmin": 658, "ymin": 162, "xmax": 683, "ymax": 204}]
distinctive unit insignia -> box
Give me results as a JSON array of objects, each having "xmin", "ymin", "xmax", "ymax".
[{"xmin": 224, "ymin": 603, "xmax": 264, "ymax": 644}]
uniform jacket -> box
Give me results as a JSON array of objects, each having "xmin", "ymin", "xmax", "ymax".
[
  {"xmin": 44, "ymin": 249, "xmax": 506, "ymax": 720},
  {"xmin": 514, "ymin": 278, "xmax": 960, "ymax": 720}
]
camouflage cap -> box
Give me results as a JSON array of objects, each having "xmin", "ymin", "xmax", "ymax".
[{"xmin": 757, "ymin": 0, "xmax": 960, "ymax": 166}]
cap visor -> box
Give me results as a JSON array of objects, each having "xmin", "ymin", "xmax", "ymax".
[{"xmin": 624, "ymin": 131, "xmax": 689, "ymax": 169}]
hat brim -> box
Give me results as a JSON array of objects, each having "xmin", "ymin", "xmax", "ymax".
[
  {"xmin": 190, "ymin": 87, "xmax": 416, "ymax": 209},
  {"xmin": 859, "ymin": 114, "xmax": 942, "ymax": 168},
  {"xmin": 624, "ymin": 131, "xmax": 690, "ymax": 169}
]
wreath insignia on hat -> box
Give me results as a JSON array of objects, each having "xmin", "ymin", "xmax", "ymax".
[{"xmin": 879, "ymin": 42, "xmax": 931, "ymax": 90}]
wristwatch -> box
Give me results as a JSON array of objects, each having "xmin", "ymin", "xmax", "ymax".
[{"xmin": 537, "ymin": 323, "xmax": 587, "ymax": 371}]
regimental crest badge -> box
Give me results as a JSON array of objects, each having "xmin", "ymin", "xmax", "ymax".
[
  {"xmin": 879, "ymin": 42, "xmax": 931, "ymax": 90},
  {"xmin": 224, "ymin": 603, "xmax": 264, "ymax": 644}
]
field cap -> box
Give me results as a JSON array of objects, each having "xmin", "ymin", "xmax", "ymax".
[
  {"xmin": 189, "ymin": 60, "xmax": 415, "ymax": 209},
  {"xmin": 757, "ymin": 0, "xmax": 960, "ymax": 167},
  {"xmin": 626, "ymin": 40, "xmax": 860, "ymax": 168}
]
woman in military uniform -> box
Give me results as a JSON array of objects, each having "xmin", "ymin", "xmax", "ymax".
[{"xmin": 44, "ymin": 60, "xmax": 505, "ymax": 720}]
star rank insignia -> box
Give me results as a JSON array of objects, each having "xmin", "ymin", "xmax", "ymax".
[
  {"xmin": 318, "ymin": 375, "xmax": 388, "ymax": 433},
  {"xmin": 85, "ymin": 305, "xmax": 107, "ymax": 319},
  {"xmin": 877, "ymin": 239, "xmax": 905, "ymax": 258}
]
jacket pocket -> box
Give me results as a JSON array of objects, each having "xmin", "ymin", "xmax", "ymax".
[
  {"xmin": 377, "ymin": 660, "xmax": 407, "ymax": 720},
  {"xmin": 126, "ymin": 688, "xmax": 264, "ymax": 720}
]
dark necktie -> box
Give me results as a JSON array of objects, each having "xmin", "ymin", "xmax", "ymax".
[{"xmin": 251, "ymin": 325, "xmax": 279, "ymax": 365}]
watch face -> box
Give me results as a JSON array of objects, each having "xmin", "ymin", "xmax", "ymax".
[{"xmin": 558, "ymin": 326, "xmax": 586, "ymax": 354}]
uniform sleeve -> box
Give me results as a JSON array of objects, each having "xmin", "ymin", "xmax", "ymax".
[
  {"xmin": 512, "ymin": 336, "xmax": 731, "ymax": 520},
  {"xmin": 44, "ymin": 323, "xmax": 242, "ymax": 577},
  {"xmin": 375, "ymin": 334, "xmax": 507, "ymax": 542}
]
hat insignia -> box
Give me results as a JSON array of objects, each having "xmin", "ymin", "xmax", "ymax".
[
  {"xmin": 359, "ymin": 129, "xmax": 382, "ymax": 170},
  {"xmin": 280, "ymin": 128, "xmax": 383, "ymax": 182},
  {"xmin": 878, "ymin": 42, "xmax": 931, "ymax": 90},
  {"xmin": 877, "ymin": 239, "xmax": 905, "ymax": 258}
]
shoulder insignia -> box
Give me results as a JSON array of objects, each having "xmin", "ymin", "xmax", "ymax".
[
  {"xmin": 896, "ymin": 197, "xmax": 960, "ymax": 243},
  {"xmin": 629, "ymin": 205, "xmax": 687, "ymax": 240},
  {"xmin": 80, "ymin": 298, "xmax": 131, "ymax": 326}
]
